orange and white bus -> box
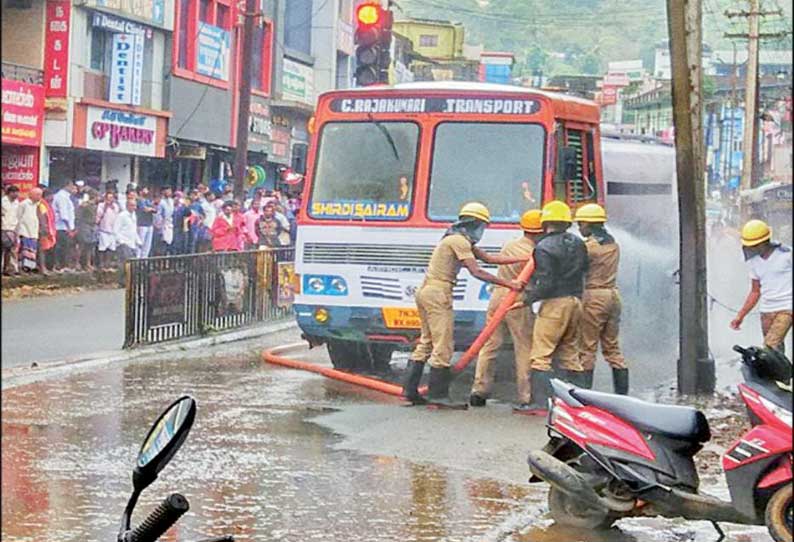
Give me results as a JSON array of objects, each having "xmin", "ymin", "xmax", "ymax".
[{"xmin": 294, "ymin": 81, "xmax": 604, "ymax": 372}]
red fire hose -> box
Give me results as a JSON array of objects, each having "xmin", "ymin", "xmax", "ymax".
[
  {"xmin": 262, "ymin": 258, "xmax": 535, "ymax": 399},
  {"xmin": 262, "ymin": 342, "xmax": 407, "ymax": 397},
  {"xmin": 452, "ymin": 257, "xmax": 535, "ymax": 372}
]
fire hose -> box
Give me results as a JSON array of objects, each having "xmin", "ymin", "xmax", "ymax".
[{"xmin": 263, "ymin": 257, "xmax": 535, "ymax": 399}]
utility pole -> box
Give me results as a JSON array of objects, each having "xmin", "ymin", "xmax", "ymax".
[
  {"xmin": 667, "ymin": 0, "xmax": 712, "ymax": 395},
  {"xmin": 724, "ymin": 4, "xmax": 787, "ymax": 198},
  {"xmin": 726, "ymin": 43, "xmax": 738, "ymax": 185},
  {"xmin": 233, "ymin": 0, "xmax": 259, "ymax": 199}
]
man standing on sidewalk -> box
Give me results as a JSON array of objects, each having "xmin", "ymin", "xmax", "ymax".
[
  {"xmin": 114, "ymin": 198, "xmax": 141, "ymax": 287},
  {"xmin": 17, "ymin": 187, "xmax": 42, "ymax": 272},
  {"xmin": 731, "ymin": 219, "xmax": 792, "ymax": 352},
  {"xmin": 136, "ymin": 186, "xmax": 156, "ymax": 258},
  {"xmin": 52, "ymin": 182, "xmax": 77, "ymax": 272},
  {"xmin": 470, "ymin": 209, "xmax": 544, "ymax": 411},
  {"xmin": 1, "ymin": 185, "xmax": 21, "ymax": 276}
]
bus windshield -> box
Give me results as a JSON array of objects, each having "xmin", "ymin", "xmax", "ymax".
[
  {"xmin": 428, "ymin": 123, "xmax": 545, "ymax": 223},
  {"xmin": 309, "ymin": 121, "xmax": 419, "ymax": 221}
]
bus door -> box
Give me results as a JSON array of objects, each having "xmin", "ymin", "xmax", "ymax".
[{"xmin": 554, "ymin": 122, "xmax": 601, "ymax": 206}]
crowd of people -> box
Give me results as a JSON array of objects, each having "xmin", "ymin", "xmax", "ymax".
[{"xmin": 1, "ymin": 182, "xmax": 300, "ymax": 277}]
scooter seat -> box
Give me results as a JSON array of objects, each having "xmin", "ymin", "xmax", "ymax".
[{"xmin": 570, "ymin": 389, "xmax": 711, "ymax": 443}]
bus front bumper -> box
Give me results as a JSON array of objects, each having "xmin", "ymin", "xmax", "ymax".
[{"xmin": 294, "ymin": 304, "xmax": 489, "ymax": 349}]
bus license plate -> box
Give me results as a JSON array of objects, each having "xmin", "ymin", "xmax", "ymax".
[{"xmin": 382, "ymin": 308, "xmax": 421, "ymax": 329}]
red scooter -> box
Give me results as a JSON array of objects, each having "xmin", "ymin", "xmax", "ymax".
[{"xmin": 528, "ymin": 345, "xmax": 792, "ymax": 542}]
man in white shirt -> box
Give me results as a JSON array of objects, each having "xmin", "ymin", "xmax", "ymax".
[
  {"xmin": 1, "ymin": 185, "xmax": 21, "ymax": 275},
  {"xmin": 16, "ymin": 188, "xmax": 42, "ymax": 272},
  {"xmin": 731, "ymin": 219, "xmax": 793, "ymax": 351},
  {"xmin": 52, "ymin": 182, "xmax": 77, "ymax": 271},
  {"xmin": 114, "ymin": 198, "xmax": 141, "ymax": 287}
]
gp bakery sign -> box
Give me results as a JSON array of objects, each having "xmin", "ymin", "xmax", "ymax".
[{"xmin": 86, "ymin": 106, "xmax": 157, "ymax": 156}]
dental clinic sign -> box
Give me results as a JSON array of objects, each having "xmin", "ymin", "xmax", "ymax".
[
  {"xmin": 86, "ymin": 106, "xmax": 157, "ymax": 156},
  {"xmin": 109, "ymin": 33, "xmax": 144, "ymax": 105}
]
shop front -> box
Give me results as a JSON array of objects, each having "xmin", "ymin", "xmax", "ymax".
[
  {"xmin": 48, "ymin": 102, "xmax": 169, "ymax": 192},
  {"xmin": 1, "ymin": 78, "xmax": 45, "ymax": 194}
]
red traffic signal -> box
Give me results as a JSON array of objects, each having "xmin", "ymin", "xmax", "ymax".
[{"xmin": 356, "ymin": 3, "xmax": 380, "ymax": 26}]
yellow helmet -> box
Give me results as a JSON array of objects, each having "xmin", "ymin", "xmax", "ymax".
[
  {"xmin": 459, "ymin": 202, "xmax": 491, "ymax": 224},
  {"xmin": 741, "ymin": 219, "xmax": 771, "ymax": 247},
  {"xmin": 540, "ymin": 200, "xmax": 572, "ymax": 223},
  {"xmin": 574, "ymin": 203, "xmax": 607, "ymax": 223},
  {"xmin": 520, "ymin": 209, "xmax": 543, "ymax": 233}
]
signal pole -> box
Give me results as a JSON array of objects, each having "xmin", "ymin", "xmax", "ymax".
[
  {"xmin": 233, "ymin": 0, "xmax": 259, "ymax": 199},
  {"xmin": 667, "ymin": 0, "xmax": 713, "ymax": 395}
]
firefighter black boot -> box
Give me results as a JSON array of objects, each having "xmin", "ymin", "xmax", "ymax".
[
  {"xmin": 612, "ymin": 368, "xmax": 629, "ymax": 395},
  {"xmin": 427, "ymin": 367, "xmax": 467, "ymax": 409},
  {"xmin": 516, "ymin": 370, "xmax": 551, "ymax": 416},
  {"xmin": 581, "ymin": 370, "xmax": 594, "ymax": 389},
  {"xmin": 402, "ymin": 361, "xmax": 427, "ymax": 405},
  {"xmin": 561, "ymin": 369, "xmax": 589, "ymax": 388}
]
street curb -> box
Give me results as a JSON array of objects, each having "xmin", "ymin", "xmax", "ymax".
[{"xmin": 1, "ymin": 320, "xmax": 298, "ymax": 390}]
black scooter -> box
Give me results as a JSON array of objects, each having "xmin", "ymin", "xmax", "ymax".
[{"xmin": 117, "ymin": 395, "xmax": 234, "ymax": 542}]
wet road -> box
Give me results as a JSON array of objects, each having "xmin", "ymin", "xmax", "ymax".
[
  {"xmin": 1, "ymin": 288, "xmax": 125, "ymax": 368},
  {"xmin": 2, "ymin": 328, "xmax": 773, "ymax": 542}
]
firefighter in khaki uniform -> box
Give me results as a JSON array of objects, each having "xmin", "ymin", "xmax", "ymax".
[
  {"xmin": 402, "ymin": 202, "xmax": 526, "ymax": 408},
  {"xmin": 469, "ymin": 209, "xmax": 544, "ymax": 411},
  {"xmin": 575, "ymin": 203, "xmax": 629, "ymax": 394},
  {"xmin": 515, "ymin": 201, "xmax": 589, "ymax": 415}
]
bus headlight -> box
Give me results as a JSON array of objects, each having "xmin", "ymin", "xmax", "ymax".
[
  {"xmin": 479, "ymin": 283, "xmax": 494, "ymax": 300},
  {"xmin": 308, "ymin": 277, "xmax": 326, "ymax": 293},
  {"xmin": 330, "ymin": 277, "xmax": 348, "ymax": 294},
  {"xmin": 303, "ymin": 275, "xmax": 349, "ymax": 296}
]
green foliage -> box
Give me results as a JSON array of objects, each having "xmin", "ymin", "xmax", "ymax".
[{"xmin": 399, "ymin": 0, "xmax": 793, "ymax": 78}]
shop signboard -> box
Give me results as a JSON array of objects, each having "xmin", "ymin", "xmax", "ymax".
[
  {"xmin": 197, "ymin": 24, "xmax": 231, "ymax": 81},
  {"xmin": 95, "ymin": 0, "xmax": 166, "ymax": 27},
  {"xmin": 92, "ymin": 11, "xmax": 153, "ymax": 38},
  {"xmin": 1, "ymin": 79, "xmax": 45, "ymax": 147},
  {"xmin": 1, "ymin": 147, "xmax": 40, "ymax": 193},
  {"xmin": 600, "ymin": 85, "xmax": 618, "ymax": 105},
  {"xmin": 44, "ymin": 0, "xmax": 71, "ymax": 98},
  {"xmin": 109, "ymin": 33, "xmax": 144, "ymax": 105},
  {"xmin": 282, "ymin": 58, "xmax": 314, "ymax": 106},
  {"xmin": 86, "ymin": 106, "xmax": 158, "ymax": 156}
]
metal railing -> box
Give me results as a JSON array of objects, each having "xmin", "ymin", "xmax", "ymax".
[
  {"xmin": 1, "ymin": 62, "xmax": 44, "ymax": 85},
  {"xmin": 124, "ymin": 247, "xmax": 295, "ymax": 347}
]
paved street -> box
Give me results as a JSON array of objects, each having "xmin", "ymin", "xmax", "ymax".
[
  {"xmin": 1, "ymin": 288, "xmax": 125, "ymax": 368},
  {"xmin": 1, "ymin": 331, "xmax": 774, "ymax": 542}
]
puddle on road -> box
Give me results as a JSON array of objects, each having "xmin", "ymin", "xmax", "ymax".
[{"xmin": 1, "ymin": 346, "xmax": 773, "ymax": 542}]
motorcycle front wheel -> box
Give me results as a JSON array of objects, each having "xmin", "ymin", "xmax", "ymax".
[{"xmin": 766, "ymin": 483, "xmax": 793, "ymax": 542}]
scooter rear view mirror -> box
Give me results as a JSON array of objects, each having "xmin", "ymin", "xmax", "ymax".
[{"xmin": 134, "ymin": 395, "xmax": 196, "ymax": 492}]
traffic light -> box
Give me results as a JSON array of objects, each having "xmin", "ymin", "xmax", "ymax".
[{"xmin": 354, "ymin": 2, "xmax": 393, "ymax": 86}]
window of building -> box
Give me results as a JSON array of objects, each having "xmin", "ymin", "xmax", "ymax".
[
  {"xmin": 284, "ymin": 0, "xmax": 312, "ymax": 56},
  {"xmin": 251, "ymin": 20, "xmax": 274, "ymax": 93},
  {"xmin": 89, "ymin": 26, "xmax": 110, "ymax": 71},
  {"xmin": 173, "ymin": 0, "xmax": 234, "ymax": 85},
  {"xmin": 419, "ymin": 34, "xmax": 438, "ymax": 47}
]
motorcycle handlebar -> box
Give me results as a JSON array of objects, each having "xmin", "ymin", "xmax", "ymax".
[{"xmin": 125, "ymin": 493, "xmax": 189, "ymax": 542}]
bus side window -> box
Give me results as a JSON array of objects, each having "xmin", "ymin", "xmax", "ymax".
[{"xmin": 554, "ymin": 126, "xmax": 575, "ymax": 201}]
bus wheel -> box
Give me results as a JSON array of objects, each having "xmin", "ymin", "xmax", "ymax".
[{"xmin": 326, "ymin": 339, "xmax": 359, "ymax": 371}]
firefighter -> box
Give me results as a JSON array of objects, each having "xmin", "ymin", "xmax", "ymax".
[
  {"xmin": 402, "ymin": 202, "xmax": 527, "ymax": 408},
  {"xmin": 470, "ymin": 209, "xmax": 543, "ymax": 411},
  {"xmin": 731, "ymin": 219, "xmax": 792, "ymax": 352},
  {"xmin": 575, "ymin": 203, "xmax": 629, "ymax": 394},
  {"xmin": 513, "ymin": 200, "xmax": 589, "ymax": 415}
]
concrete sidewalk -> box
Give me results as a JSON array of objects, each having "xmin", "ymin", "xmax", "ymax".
[{"xmin": 2, "ymin": 288, "xmax": 126, "ymax": 368}]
